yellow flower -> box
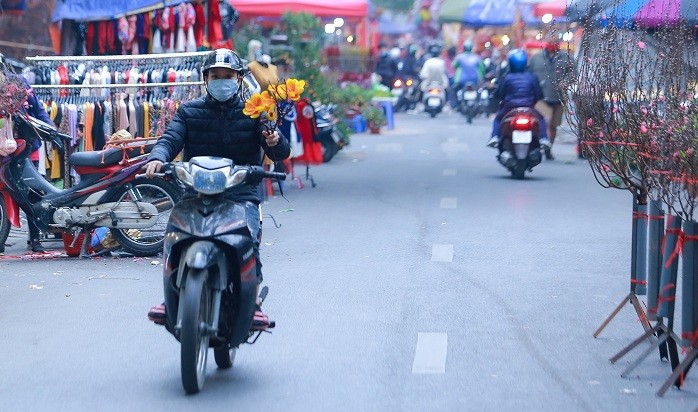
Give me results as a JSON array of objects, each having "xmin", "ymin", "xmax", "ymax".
[
  {"xmin": 271, "ymin": 84, "xmax": 288, "ymax": 100},
  {"xmin": 266, "ymin": 104, "xmax": 278, "ymax": 122},
  {"xmin": 260, "ymin": 91, "xmax": 276, "ymax": 111},
  {"xmin": 243, "ymin": 93, "xmax": 266, "ymax": 119},
  {"xmin": 285, "ymin": 78, "xmax": 306, "ymax": 101}
]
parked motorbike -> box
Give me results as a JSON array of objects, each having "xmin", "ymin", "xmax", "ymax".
[
  {"xmin": 0, "ymin": 196, "xmax": 9, "ymax": 253},
  {"xmin": 392, "ymin": 76, "xmax": 420, "ymax": 112},
  {"xmin": 423, "ymin": 82, "xmax": 445, "ymax": 118},
  {"xmin": 496, "ymin": 107, "xmax": 543, "ymax": 179},
  {"xmin": 314, "ymin": 103, "xmax": 348, "ymax": 163},
  {"xmin": 0, "ymin": 114, "xmax": 181, "ymax": 256},
  {"xmin": 148, "ymin": 157, "xmax": 286, "ymax": 394},
  {"xmin": 457, "ymin": 82, "xmax": 480, "ymax": 124}
]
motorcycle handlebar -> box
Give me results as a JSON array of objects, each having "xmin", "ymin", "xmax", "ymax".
[{"xmin": 264, "ymin": 171, "xmax": 287, "ymax": 181}]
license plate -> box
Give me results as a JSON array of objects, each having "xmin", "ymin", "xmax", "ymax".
[
  {"xmin": 427, "ymin": 98, "xmax": 441, "ymax": 107},
  {"xmin": 392, "ymin": 89, "xmax": 403, "ymax": 96},
  {"xmin": 512, "ymin": 130, "xmax": 532, "ymax": 144},
  {"xmin": 464, "ymin": 91, "xmax": 478, "ymax": 100}
]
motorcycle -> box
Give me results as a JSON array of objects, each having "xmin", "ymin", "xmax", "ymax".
[
  {"xmin": 0, "ymin": 196, "xmax": 9, "ymax": 253},
  {"xmin": 148, "ymin": 157, "xmax": 286, "ymax": 394},
  {"xmin": 314, "ymin": 103, "xmax": 348, "ymax": 163},
  {"xmin": 423, "ymin": 82, "xmax": 446, "ymax": 118},
  {"xmin": 496, "ymin": 107, "xmax": 543, "ymax": 179},
  {"xmin": 458, "ymin": 82, "xmax": 480, "ymax": 124},
  {"xmin": 477, "ymin": 84, "xmax": 491, "ymax": 118},
  {"xmin": 392, "ymin": 76, "xmax": 419, "ymax": 112},
  {"xmin": 0, "ymin": 114, "xmax": 182, "ymax": 256}
]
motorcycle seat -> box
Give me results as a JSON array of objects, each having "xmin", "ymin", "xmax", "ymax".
[{"xmin": 70, "ymin": 143, "xmax": 155, "ymax": 167}]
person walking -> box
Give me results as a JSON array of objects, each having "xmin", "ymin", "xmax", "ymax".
[{"xmin": 528, "ymin": 41, "xmax": 573, "ymax": 160}]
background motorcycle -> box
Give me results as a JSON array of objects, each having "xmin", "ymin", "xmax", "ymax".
[
  {"xmin": 314, "ymin": 103, "xmax": 348, "ymax": 163},
  {"xmin": 150, "ymin": 157, "xmax": 285, "ymax": 394},
  {"xmin": 392, "ymin": 76, "xmax": 420, "ymax": 112},
  {"xmin": 457, "ymin": 82, "xmax": 480, "ymax": 124},
  {"xmin": 0, "ymin": 196, "xmax": 9, "ymax": 253},
  {"xmin": 423, "ymin": 82, "xmax": 445, "ymax": 118},
  {"xmin": 496, "ymin": 107, "xmax": 543, "ymax": 179},
  {"xmin": 1, "ymin": 114, "xmax": 181, "ymax": 256}
]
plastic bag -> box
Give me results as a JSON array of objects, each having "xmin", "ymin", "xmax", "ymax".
[{"xmin": 0, "ymin": 116, "xmax": 17, "ymax": 156}]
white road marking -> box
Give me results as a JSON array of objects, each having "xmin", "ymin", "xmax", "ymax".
[
  {"xmin": 441, "ymin": 141, "xmax": 469, "ymax": 154},
  {"xmin": 376, "ymin": 143, "xmax": 404, "ymax": 153},
  {"xmin": 431, "ymin": 244, "xmax": 453, "ymax": 262},
  {"xmin": 412, "ymin": 332, "xmax": 448, "ymax": 374},
  {"xmin": 442, "ymin": 168, "xmax": 457, "ymax": 176},
  {"xmin": 439, "ymin": 197, "xmax": 458, "ymax": 209}
]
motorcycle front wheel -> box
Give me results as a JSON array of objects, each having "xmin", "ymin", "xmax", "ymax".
[
  {"xmin": 181, "ymin": 269, "xmax": 211, "ymax": 394},
  {"xmin": 107, "ymin": 178, "xmax": 181, "ymax": 256},
  {"xmin": 0, "ymin": 196, "xmax": 10, "ymax": 252}
]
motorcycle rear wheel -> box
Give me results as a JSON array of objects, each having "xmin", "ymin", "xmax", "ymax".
[
  {"xmin": 512, "ymin": 159, "xmax": 526, "ymax": 180},
  {"xmin": 107, "ymin": 178, "xmax": 181, "ymax": 256},
  {"xmin": 181, "ymin": 269, "xmax": 211, "ymax": 394},
  {"xmin": 214, "ymin": 344, "xmax": 237, "ymax": 369},
  {"xmin": 0, "ymin": 196, "xmax": 10, "ymax": 253}
]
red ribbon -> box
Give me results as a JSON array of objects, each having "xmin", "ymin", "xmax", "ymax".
[
  {"xmin": 665, "ymin": 230, "xmax": 698, "ymax": 268},
  {"xmin": 631, "ymin": 211, "xmax": 663, "ymax": 220}
]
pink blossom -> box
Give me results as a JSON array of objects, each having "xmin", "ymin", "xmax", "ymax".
[
  {"xmin": 640, "ymin": 122, "xmax": 648, "ymax": 133},
  {"xmin": 687, "ymin": 148, "xmax": 694, "ymax": 157},
  {"xmin": 637, "ymin": 41, "xmax": 645, "ymax": 50},
  {"xmin": 598, "ymin": 131, "xmax": 605, "ymax": 138},
  {"xmin": 586, "ymin": 118, "xmax": 593, "ymax": 127},
  {"xmin": 640, "ymin": 105, "xmax": 648, "ymax": 115},
  {"xmin": 612, "ymin": 106, "xmax": 619, "ymax": 113}
]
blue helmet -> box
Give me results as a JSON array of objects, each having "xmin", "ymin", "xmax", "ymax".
[{"xmin": 507, "ymin": 49, "xmax": 528, "ymax": 73}]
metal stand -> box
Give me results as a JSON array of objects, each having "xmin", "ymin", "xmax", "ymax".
[
  {"xmin": 658, "ymin": 346, "xmax": 698, "ymax": 396},
  {"xmin": 594, "ymin": 196, "xmax": 651, "ymax": 337},
  {"xmin": 304, "ymin": 164, "xmax": 316, "ymax": 188}
]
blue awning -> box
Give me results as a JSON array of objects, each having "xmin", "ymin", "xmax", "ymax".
[
  {"xmin": 463, "ymin": 0, "xmax": 540, "ymax": 27},
  {"xmin": 52, "ymin": 0, "xmax": 189, "ymax": 22}
]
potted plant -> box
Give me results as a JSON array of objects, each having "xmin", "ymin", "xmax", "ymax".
[{"xmin": 362, "ymin": 105, "xmax": 387, "ymax": 134}]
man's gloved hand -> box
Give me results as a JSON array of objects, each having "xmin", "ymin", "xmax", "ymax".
[{"xmin": 143, "ymin": 160, "xmax": 163, "ymax": 178}]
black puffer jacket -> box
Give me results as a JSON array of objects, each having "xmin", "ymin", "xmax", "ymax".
[{"xmin": 148, "ymin": 95, "xmax": 290, "ymax": 202}]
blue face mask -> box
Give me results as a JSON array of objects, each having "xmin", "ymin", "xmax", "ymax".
[{"xmin": 207, "ymin": 79, "xmax": 239, "ymax": 102}]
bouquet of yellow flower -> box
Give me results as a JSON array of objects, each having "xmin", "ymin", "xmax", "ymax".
[{"xmin": 242, "ymin": 78, "xmax": 306, "ymax": 132}]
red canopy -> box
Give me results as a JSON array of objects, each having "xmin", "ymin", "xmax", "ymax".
[
  {"xmin": 533, "ymin": 0, "xmax": 567, "ymax": 17},
  {"xmin": 230, "ymin": 0, "xmax": 368, "ymax": 20}
]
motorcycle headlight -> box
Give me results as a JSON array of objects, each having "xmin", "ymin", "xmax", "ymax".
[{"xmin": 192, "ymin": 165, "xmax": 229, "ymax": 195}]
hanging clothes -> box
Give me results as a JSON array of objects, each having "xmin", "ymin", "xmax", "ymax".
[
  {"xmin": 207, "ymin": 0, "xmax": 224, "ymax": 47},
  {"xmin": 294, "ymin": 100, "xmax": 323, "ymax": 165}
]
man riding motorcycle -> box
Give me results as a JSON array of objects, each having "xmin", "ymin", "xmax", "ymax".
[
  {"xmin": 486, "ymin": 49, "xmax": 551, "ymax": 149},
  {"xmin": 419, "ymin": 44, "xmax": 449, "ymax": 98},
  {"xmin": 143, "ymin": 49, "xmax": 290, "ymax": 330},
  {"xmin": 452, "ymin": 42, "xmax": 485, "ymax": 100}
]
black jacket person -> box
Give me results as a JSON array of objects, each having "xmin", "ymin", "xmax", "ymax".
[{"xmin": 144, "ymin": 49, "xmax": 289, "ymax": 331}]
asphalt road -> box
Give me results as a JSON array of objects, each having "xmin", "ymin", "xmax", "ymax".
[{"xmin": 1, "ymin": 109, "xmax": 696, "ymax": 411}]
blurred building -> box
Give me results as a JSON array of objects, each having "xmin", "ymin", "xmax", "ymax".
[{"xmin": 0, "ymin": 0, "xmax": 55, "ymax": 61}]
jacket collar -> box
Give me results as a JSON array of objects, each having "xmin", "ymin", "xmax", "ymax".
[{"xmin": 205, "ymin": 93, "xmax": 240, "ymax": 109}]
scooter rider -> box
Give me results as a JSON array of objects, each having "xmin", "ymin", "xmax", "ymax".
[
  {"xmin": 143, "ymin": 49, "xmax": 290, "ymax": 330},
  {"xmin": 486, "ymin": 49, "xmax": 551, "ymax": 149},
  {"xmin": 452, "ymin": 42, "xmax": 485, "ymax": 99},
  {"xmin": 419, "ymin": 44, "xmax": 449, "ymax": 101}
]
